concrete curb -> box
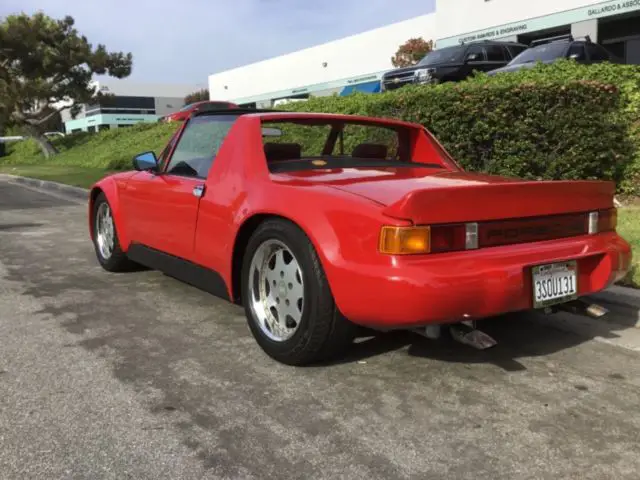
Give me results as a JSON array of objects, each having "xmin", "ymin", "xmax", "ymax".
[
  {"xmin": 1, "ymin": 172, "xmax": 639, "ymax": 327},
  {"xmin": 0, "ymin": 173, "xmax": 89, "ymax": 201}
]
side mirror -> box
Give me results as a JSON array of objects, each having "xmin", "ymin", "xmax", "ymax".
[
  {"xmin": 465, "ymin": 53, "xmax": 480, "ymax": 63},
  {"xmin": 133, "ymin": 151, "xmax": 158, "ymax": 171}
]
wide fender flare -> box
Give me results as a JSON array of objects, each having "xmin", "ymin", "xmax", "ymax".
[
  {"xmin": 89, "ymin": 178, "xmax": 131, "ymax": 250},
  {"xmin": 232, "ymin": 188, "xmax": 399, "ymax": 304}
]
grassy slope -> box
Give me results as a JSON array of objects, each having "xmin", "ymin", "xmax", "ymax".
[
  {"xmin": 0, "ymin": 165, "xmax": 117, "ymax": 189},
  {"xmin": 1, "ymin": 121, "xmax": 639, "ymax": 287},
  {"xmin": 0, "ymin": 122, "xmax": 178, "ymax": 170}
]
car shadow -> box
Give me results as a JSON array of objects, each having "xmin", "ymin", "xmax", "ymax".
[{"xmin": 318, "ymin": 307, "xmax": 638, "ymax": 372}]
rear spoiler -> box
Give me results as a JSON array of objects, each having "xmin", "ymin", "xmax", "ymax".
[{"xmin": 381, "ymin": 179, "xmax": 615, "ymax": 224}]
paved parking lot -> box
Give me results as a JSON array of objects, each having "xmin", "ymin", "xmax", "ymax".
[{"xmin": 1, "ymin": 179, "xmax": 640, "ymax": 480}]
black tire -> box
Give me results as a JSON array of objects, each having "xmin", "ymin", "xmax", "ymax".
[
  {"xmin": 92, "ymin": 192, "xmax": 136, "ymax": 272},
  {"xmin": 241, "ymin": 219, "xmax": 356, "ymax": 366}
]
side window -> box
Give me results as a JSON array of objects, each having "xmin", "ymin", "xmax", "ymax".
[
  {"xmin": 485, "ymin": 45, "xmax": 507, "ymax": 61},
  {"xmin": 165, "ymin": 115, "xmax": 237, "ymax": 178},
  {"xmin": 567, "ymin": 43, "xmax": 587, "ymax": 61},
  {"xmin": 586, "ymin": 43, "xmax": 610, "ymax": 61},
  {"xmin": 465, "ymin": 45, "xmax": 486, "ymax": 62}
]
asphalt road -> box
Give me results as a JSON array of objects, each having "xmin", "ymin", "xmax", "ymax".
[{"xmin": 1, "ymin": 179, "xmax": 640, "ymax": 480}]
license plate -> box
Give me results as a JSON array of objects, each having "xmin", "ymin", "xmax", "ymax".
[{"xmin": 531, "ymin": 261, "xmax": 578, "ymax": 309}]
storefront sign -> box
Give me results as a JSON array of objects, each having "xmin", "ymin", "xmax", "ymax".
[
  {"xmin": 588, "ymin": 0, "xmax": 640, "ymax": 16},
  {"xmin": 346, "ymin": 74, "xmax": 378, "ymax": 85},
  {"xmin": 436, "ymin": 0, "xmax": 640, "ymax": 48},
  {"xmin": 457, "ymin": 23, "xmax": 528, "ymax": 44}
]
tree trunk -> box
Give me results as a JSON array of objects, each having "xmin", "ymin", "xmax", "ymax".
[
  {"xmin": 0, "ymin": 123, "xmax": 5, "ymax": 158},
  {"xmin": 21, "ymin": 124, "xmax": 58, "ymax": 158}
]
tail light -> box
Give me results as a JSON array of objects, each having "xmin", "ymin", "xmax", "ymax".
[
  {"xmin": 379, "ymin": 226, "xmax": 431, "ymax": 254},
  {"xmin": 379, "ymin": 223, "xmax": 478, "ymax": 255},
  {"xmin": 598, "ymin": 208, "xmax": 617, "ymax": 232},
  {"xmin": 379, "ymin": 209, "xmax": 614, "ymax": 255},
  {"xmin": 588, "ymin": 208, "xmax": 617, "ymax": 234}
]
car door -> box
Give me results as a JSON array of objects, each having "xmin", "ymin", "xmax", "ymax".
[
  {"xmin": 461, "ymin": 44, "xmax": 487, "ymax": 78},
  {"xmin": 123, "ymin": 114, "xmax": 235, "ymax": 260}
]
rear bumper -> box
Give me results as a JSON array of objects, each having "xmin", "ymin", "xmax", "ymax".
[{"xmin": 328, "ymin": 232, "xmax": 632, "ymax": 328}]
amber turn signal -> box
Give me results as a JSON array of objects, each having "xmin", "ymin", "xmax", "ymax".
[{"xmin": 379, "ymin": 226, "xmax": 431, "ymax": 254}]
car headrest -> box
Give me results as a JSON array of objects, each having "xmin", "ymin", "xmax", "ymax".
[
  {"xmin": 264, "ymin": 142, "xmax": 302, "ymax": 162},
  {"xmin": 352, "ymin": 143, "xmax": 388, "ymax": 159}
]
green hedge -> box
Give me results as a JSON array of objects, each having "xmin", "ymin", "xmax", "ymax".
[{"xmin": 282, "ymin": 60, "xmax": 640, "ymax": 195}]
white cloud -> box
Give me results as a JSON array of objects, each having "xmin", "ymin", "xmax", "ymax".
[{"xmin": 1, "ymin": 0, "xmax": 435, "ymax": 83}]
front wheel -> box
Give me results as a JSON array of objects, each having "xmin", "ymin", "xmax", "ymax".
[{"xmin": 241, "ymin": 219, "xmax": 355, "ymax": 366}]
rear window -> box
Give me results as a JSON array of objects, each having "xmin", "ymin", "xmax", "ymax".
[
  {"xmin": 507, "ymin": 44, "xmax": 528, "ymax": 58},
  {"xmin": 509, "ymin": 42, "xmax": 569, "ymax": 64},
  {"xmin": 260, "ymin": 119, "xmax": 446, "ymax": 173}
]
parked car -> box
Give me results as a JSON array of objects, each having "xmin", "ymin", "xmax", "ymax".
[
  {"xmin": 0, "ymin": 131, "xmax": 65, "ymax": 143},
  {"xmin": 487, "ymin": 34, "xmax": 620, "ymax": 76},
  {"xmin": 88, "ymin": 108, "xmax": 631, "ymax": 366},
  {"xmin": 161, "ymin": 100, "xmax": 239, "ymax": 122},
  {"xmin": 381, "ymin": 40, "xmax": 528, "ymax": 91}
]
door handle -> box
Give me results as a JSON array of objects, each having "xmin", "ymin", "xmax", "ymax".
[{"xmin": 192, "ymin": 184, "xmax": 205, "ymax": 198}]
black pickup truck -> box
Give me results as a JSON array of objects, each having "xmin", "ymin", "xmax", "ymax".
[{"xmin": 381, "ymin": 40, "xmax": 528, "ymax": 91}]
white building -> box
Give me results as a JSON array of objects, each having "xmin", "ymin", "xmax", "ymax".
[
  {"xmin": 62, "ymin": 80, "xmax": 203, "ymax": 134},
  {"xmin": 208, "ymin": 14, "xmax": 438, "ymax": 107},
  {"xmin": 208, "ymin": 0, "xmax": 640, "ymax": 107}
]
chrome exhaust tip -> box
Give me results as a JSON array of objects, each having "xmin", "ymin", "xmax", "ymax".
[
  {"xmin": 556, "ymin": 299, "xmax": 609, "ymax": 318},
  {"xmin": 449, "ymin": 322, "xmax": 497, "ymax": 350}
]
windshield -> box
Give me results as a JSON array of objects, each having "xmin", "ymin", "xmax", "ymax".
[
  {"xmin": 509, "ymin": 43, "xmax": 568, "ymax": 64},
  {"xmin": 260, "ymin": 119, "xmax": 453, "ymax": 173},
  {"xmin": 418, "ymin": 46, "xmax": 465, "ymax": 66}
]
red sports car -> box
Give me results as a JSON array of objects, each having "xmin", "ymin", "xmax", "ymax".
[
  {"xmin": 162, "ymin": 100, "xmax": 239, "ymax": 122},
  {"xmin": 88, "ymin": 108, "xmax": 632, "ymax": 365}
]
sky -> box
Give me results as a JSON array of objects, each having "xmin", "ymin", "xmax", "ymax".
[{"xmin": 1, "ymin": 0, "xmax": 436, "ymax": 86}]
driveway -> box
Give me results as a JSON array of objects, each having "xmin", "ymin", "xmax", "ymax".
[{"xmin": 1, "ymin": 180, "xmax": 639, "ymax": 480}]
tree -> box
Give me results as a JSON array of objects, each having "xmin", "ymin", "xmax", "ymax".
[
  {"xmin": 184, "ymin": 88, "xmax": 209, "ymax": 105},
  {"xmin": 391, "ymin": 37, "xmax": 434, "ymax": 68},
  {"xmin": 0, "ymin": 12, "xmax": 132, "ymax": 157}
]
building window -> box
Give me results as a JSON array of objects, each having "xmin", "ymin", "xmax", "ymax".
[
  {"xmin": 87, "ymin": 95, "xmax": 155, "ymax": 112},
  {"xmin": 85, "ymin": 108, "xmax": 156, "ymax": 116}
]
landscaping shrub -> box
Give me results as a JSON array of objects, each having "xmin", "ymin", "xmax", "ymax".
[
  {"xmin": 470, "ymin": 60, "xmax": 640, "ymax": 195},
  {"xmin": 282, "ymin": 60, "xmax": 639, "ymax": 193}
]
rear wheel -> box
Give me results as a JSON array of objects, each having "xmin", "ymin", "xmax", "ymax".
[
  {"xmin": 92, "ymin": 192, "xmax": 135, "ymax": 272},
  {"xmin": 241, "ymin": 219, "xmax": 355, "ymax": 366}
]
